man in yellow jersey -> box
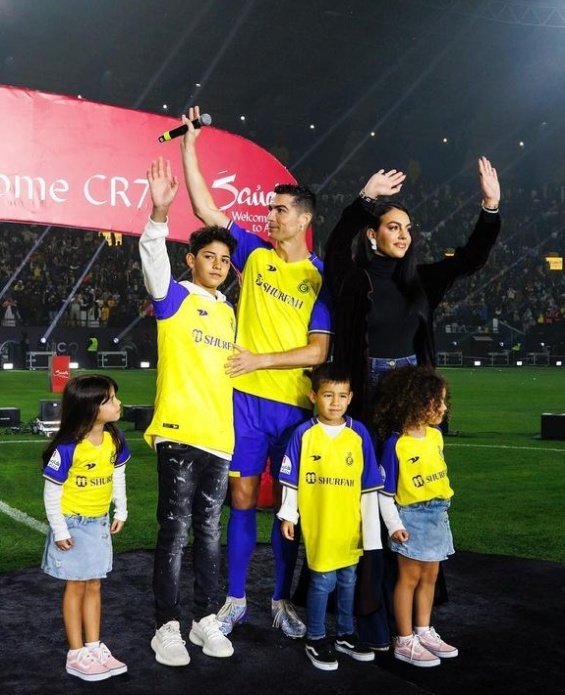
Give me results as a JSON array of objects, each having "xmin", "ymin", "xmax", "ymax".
[
  {"xmin": 181, "ymin": 107, "xmax": 332, "ymax": 639},
  {"xmin": 140, "ymin": 157, "xmax": 236, "ymax": 666}
]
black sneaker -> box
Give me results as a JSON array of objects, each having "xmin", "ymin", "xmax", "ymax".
[
  {"xmin": 335, "ymin": 633, "xmax": 375, "ymax": 662},
  {"xmin": 305, "ymin": 639, "xmax": 339, "ymax": 671}
]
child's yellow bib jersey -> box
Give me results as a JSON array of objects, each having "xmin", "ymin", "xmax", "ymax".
[
  {"xmin": 143, "ymin": 279, "xmax": 236, "ymax": 457},
  {"xmin": 380, "ymin": 426, "xmax": 454, "ymax": 506},
  {"xmin": 279, "ymin": 417, "xmax": 383, "ymax": 572},
  {"xmin": 43, "ymin": 432, "xmax": 130, "ymax": 516}
]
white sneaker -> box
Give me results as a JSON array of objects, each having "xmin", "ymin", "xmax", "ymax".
[
  {"xmin": 151, "ymin": 620, "xmax": 190, "ymax": 667},
  {"xmin": 189, "ymin": 614, "xmax": 234, "ymax": 658}
]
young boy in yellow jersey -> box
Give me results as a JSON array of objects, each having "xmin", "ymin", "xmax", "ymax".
[
  {"xmin": 181, "ymin": 107, "xmax": 332, "ymax": 639},
  {"xmin": 139, "ymin": 157, "xmax": 236, "ymax": 666},
  {"xmin": 278, "ymin": 364, "xmax": 405, "ymax": 671}
]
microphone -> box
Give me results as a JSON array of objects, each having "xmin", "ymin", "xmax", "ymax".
[{"xmin": 158, "ymin": 114, "xmax": 212, "ymax": 143}]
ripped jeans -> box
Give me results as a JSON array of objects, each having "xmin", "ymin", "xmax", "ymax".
[{"xmin": 153, "ymin": 442, "xmax": 229, "ymax": 626}]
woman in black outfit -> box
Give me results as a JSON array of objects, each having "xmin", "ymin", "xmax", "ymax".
[{"xmin": 324, "ymin": 157, "xmax": 500, "ymax": 649}]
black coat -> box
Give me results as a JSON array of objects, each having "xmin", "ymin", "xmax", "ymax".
[{"xmin": 324, "ymin": 198, "xmax": 501, "ymax": 420}]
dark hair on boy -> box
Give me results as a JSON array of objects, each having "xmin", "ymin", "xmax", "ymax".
[
  {"xmin": 308, "ymin": 363, "xmax": 352, "ymax": 393},
  {"xmin": 188, "ymin": 225, "xmax": 237, "ymax": 256},
  {"xmin": 372, "ymin": 365, "xmax": 449, "ymax": 440},
  {"xmin": 274, "ymin": 184, "xmax": 317, "ymax": 217}
]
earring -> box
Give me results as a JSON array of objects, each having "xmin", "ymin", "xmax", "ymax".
[{"xmin": 369, "ymin": 237, "xmax": 377, "ymax": 252}]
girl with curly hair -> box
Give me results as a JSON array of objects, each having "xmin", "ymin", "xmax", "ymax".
[{"xmin": 375, "ymin": 366, "xmax": 458, "ymax": 668}]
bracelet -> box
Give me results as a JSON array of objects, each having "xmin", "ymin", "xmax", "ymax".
[
  {"xmin": 359, "ymin": 189, "xmax": 378, "ymax": 205},
  {"xmin": 481, "ymin": 203, "xmax": 499, "ymax": 213}
]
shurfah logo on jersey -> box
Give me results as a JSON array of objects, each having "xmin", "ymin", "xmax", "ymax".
[
  {"xmin": 192, "ymin": 327, "xmax": 233, "ymax": 351},
  {"xmin": 306, "ymin": 472, "xmax": 316, "ymax": 484},
  {"xmin": 412, "ymin": 474, "xmax": 425, "ymax": 488}
]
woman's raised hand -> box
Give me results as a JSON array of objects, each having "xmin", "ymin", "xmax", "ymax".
[
  {"xmin": 362, "ymin": 169, "xmax": 406, "ymax": 199},
  {"xmin": 478, "ymin": 156, "xmax": 500, "ymax": 209}
]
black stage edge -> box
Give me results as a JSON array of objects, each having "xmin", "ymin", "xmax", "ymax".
[{"xmin": 1, "ymin": 546, "xmax": 564, "ymax": 695}]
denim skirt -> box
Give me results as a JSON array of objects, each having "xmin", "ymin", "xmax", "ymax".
[
  {"xmin": 42, "ymin": 514, "xmax": 113, "ymax": 580},
  {"xmin": 390, "ymin": 498, "xmax": 454, "ymax": 562}
]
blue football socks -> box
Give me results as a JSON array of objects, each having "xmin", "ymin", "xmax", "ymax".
[
  {"xmin": 227, "ymin": 507, "xmax": 257, "ymax": 598},
  {"xmin": 271, "ymin": 515, "xmax": 300, "ymax": 601}
]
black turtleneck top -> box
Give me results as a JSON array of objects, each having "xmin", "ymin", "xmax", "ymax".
[{"xmin": 366, "ymin": 254, "xmax": 420, "ymax": 358}]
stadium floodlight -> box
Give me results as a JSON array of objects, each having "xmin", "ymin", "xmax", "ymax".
[
  {"xmin": 139, "ymin": 361, "xmax": 150, "ymax": 369},
  {"xmin": 2, "ymin": 363, "xmax": 14, "ymax": 370},
  {"xmin": 556, "ymin": 361, "xmax": 562, "ymax": 367},
  {"xmin": 473, "ymin": 360, "xmax": 482, "ymax": 367},
  {"xmin": 70, "ymin": 362, "xmax": 79, "ymax": 369},
  {"xmin": 516, "ymin": 360, "xmax": 523, "ymax": 366},
  {"xmin": 113, "ymin": 337, "xmax": 120, "ymax": 345}
]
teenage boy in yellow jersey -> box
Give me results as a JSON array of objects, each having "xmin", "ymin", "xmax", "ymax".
[
  {"xmin": 181, "ymin": 107, "xmax": 332, "ymax": 639},
  {"xmin": 140, "ymin": 157, "xmax": 236, "ymax": 666}
]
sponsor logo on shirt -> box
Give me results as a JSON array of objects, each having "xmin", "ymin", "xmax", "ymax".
[
  {"xmin": 75, "ymin": 475, "xmax": 113, "ymax": 488},
  {"xmin": 197, "ymin": 309, "xmax": 208, "ymax": 316},
  {"xmin": 412, "ymin": 474, "xmax": 425, "ymax": 488},
  {"xmin": 310, "ymin": 454, "xmax": 321, "ymax": 461},
  {"xmin": 305, "ymin": 471, "xmax": 355, "ymax": 487},
  {"xmin": 47, "ymin": 450, "xmax": 62, "ymax": 471},
  {"xmin": 267, "ymin": 264, "xmax": 277, "ymax": 272},
  {"xmin": 192, "ymin": 328, "xmax": 234, "ymax": 351},
  {"xmin": 408, "ymin": 456, "xmax": 420, "ymax": 464},
  {"xmin": 280, "ymin": 455, "xmax": 292, "ymax": 476},
  {"xmin": 85, "ymin": 463, "xmax": 96, "ymax": 470},
  {"xmin": 254, "ymin": 273, "xmax": 304, "ymax": 310},
  {"xmin": 425, "ymin": 470, "xmax": 448, "ymax": 483}
]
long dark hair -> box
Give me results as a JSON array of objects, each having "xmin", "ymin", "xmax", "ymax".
[
  {"xmin": 353, "ymin": 201, "xmax": 425, "ymax": 304},
  {"xmin": 42, "ymin": 375, "xmax": 123, "ymax": 466}
]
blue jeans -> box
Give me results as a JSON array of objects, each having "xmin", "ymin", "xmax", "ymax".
[
  {"xmin": 368, "ymin": 354, "xmax": 417, "ymax": 387},
  {"xmin": 153, "ymin": 442, "xmax": 229, "ymax": 626},
  {"xmin": 306, "ymin": 564, "xmax": 357, "ymax": 640}
]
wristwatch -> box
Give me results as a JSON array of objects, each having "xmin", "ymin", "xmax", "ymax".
[{"xmin": 359, "ymin": 189, "xmax": 378, "ymax": 205}]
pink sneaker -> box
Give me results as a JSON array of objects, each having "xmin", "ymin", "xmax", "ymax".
[
  {"xmin": 394, "ymin": 635, "xmax": 441, "ymax": 668},
  {"xmin": 417, "ymin": 627, "xmax": 458, "ymax": 658},
  {"xmin": 66, "ymin": 647, "xmax": 112, "ymax": 681},
  {"xmin": 90, "ymin": 642, "xmax": 128, "ymax": 675}
]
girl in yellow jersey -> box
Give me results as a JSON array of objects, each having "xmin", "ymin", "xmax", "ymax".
[
  {"xmin": 375, "ymin": 366, "xmax": 458, "ymax": 668},
  {"xmin": 42, "ymin": 375, "xmax": 130, "ymax": 682}
]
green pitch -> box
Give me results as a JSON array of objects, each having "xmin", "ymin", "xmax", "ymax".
[{"xmin": 0, "ymin": 367, "xmax": 564, "ymax": 574}]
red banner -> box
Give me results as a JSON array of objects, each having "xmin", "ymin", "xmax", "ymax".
[
  {"xmin": 49, "ymin": 355, "xmax": 70, "ymax": 393},
  {"xmin": 0, "ymin": 85, "xmax": 301, "ymax": 244}
]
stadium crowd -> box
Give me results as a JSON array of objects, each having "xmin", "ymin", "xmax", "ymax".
[{"xmin": 1, "ymin": 178, "xmax": 565, "ymax": 344}]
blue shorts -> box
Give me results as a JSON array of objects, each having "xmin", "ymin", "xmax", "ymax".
[
  {"xmin": 230, "ymin": 390, "xmax": 311, "ymax": 478},
  {"xmin": 41, "ymin": 514, "xmax": 113, "ymax": 580},
  {"xmin": 390, "ymin": 498, "xmax": 454, "ymax": 562}
]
